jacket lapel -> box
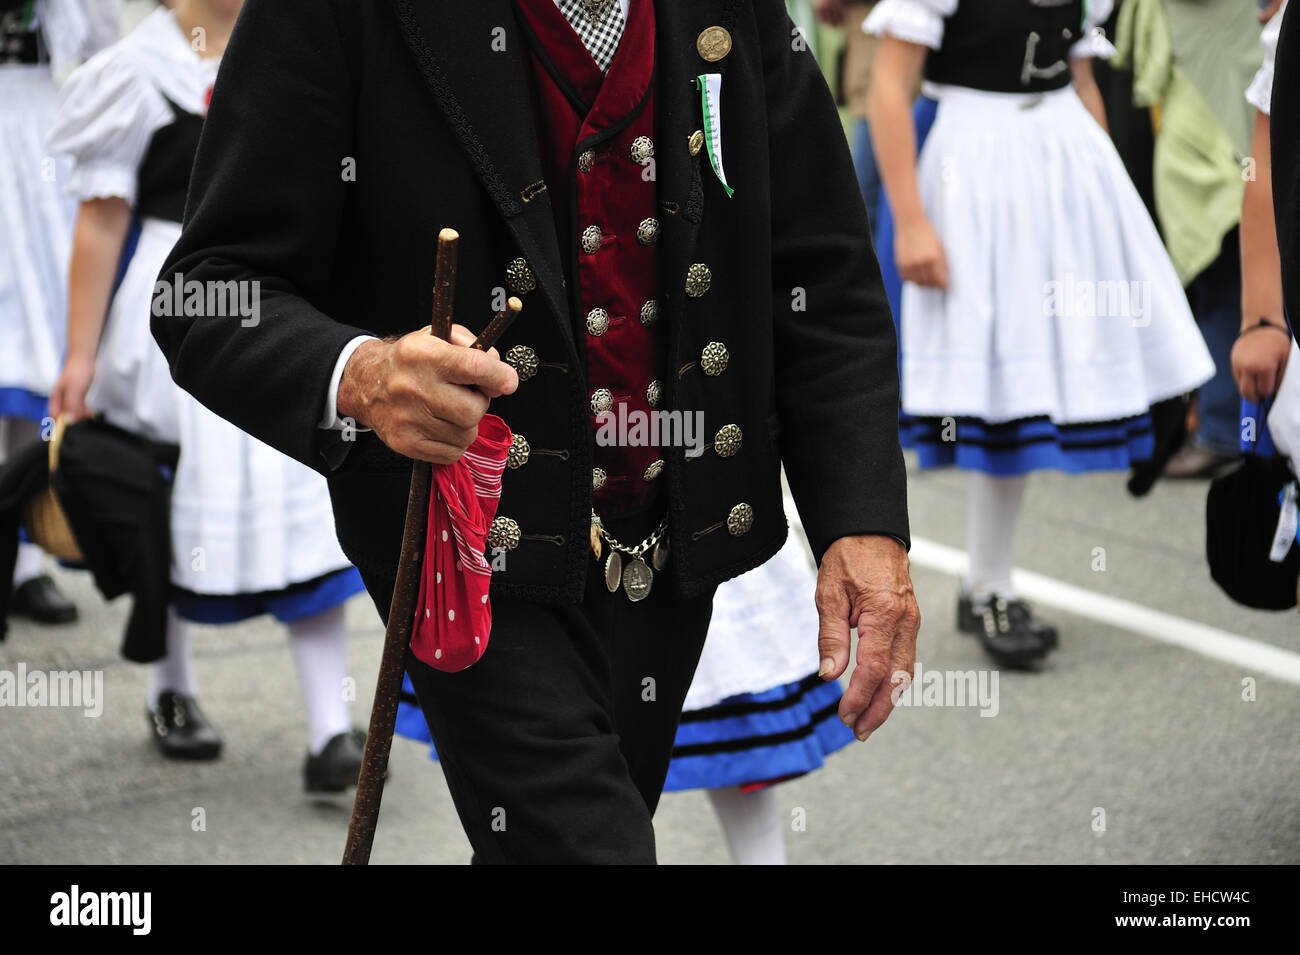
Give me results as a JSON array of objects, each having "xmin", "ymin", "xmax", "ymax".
[{"xmin": 388, "ymin": 0, "xmax": 574, "ymax": 361}]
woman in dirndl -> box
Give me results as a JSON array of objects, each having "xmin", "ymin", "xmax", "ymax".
[
  {"xmin": 0, "ymin": 0, "xmax": 118, "ymax": 623},
  {"xmin": 866, "ymin": 0, "xmax": 1214, "ymax": 667},
  {"xmin": 45, "ymin": 0, "xmax": 367, "ymax": 790}
]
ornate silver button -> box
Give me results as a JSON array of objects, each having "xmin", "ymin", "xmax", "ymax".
[
  {"xmin": 592, "ymin": 468, "xmax": 607, "ymax": 491},
  {"xmin": 590, "ymin": 388, "xmax": 613, "ymax": 415},
  {"xmin": 507, "ymin": 433, "xmax": 530, "ymax": 469},
  {"xmin": 714, "ymin": 423, "xmax": 742, "ymax": 457},
  {"xmin": 578, "ymin": 149, "xmax": 595, "ymax": 173},
  {"xmin": 685, "ymin": 263, "xmax": 712, "ymax": 297},
  {"xmin": 505, "ymin": 257, "xmax": 536, "ymax": 294},
  {"xmin": 643, "ymin": 459, "xmax": 665, "ymax": 482},
  {"xmin": 639, "ymin": 300, "xmax": 659, "ymax": 326},
  {"xmin": 700, "ymin": 342, "xmax": 729, "ymax": 376},
  {"xmin": 630, "ymin": 136, "xmax": 654, "ymax": 165},
  {"xmin": 726, "ymin": 503, "xmax": 754, "ymax": 537},
  {"xmin": 636, "ymin": 217, "xmax": 660, "ymax": 246},
  {"xmin": 488, "ymin": 516, "xmax": 522, "ymax": 551},
  {"xmin": 505, "ymin": 345, "xmax": 539, "ymax": 381},
  {"xmin": 645, "ymin": 379, "xmax": 662, "ymax": 408},
  {"xmin": 586, "ymin": 307, "xmax": 610, "ymax": 337},
  {"xmin": 581, "ymin": 225, "xmax": 603, "ymax": 254}
]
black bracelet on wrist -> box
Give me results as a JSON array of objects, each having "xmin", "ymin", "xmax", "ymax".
[{"xmin": 1238, "ymin": 317, "xmax": 1291, "ymax": 339}]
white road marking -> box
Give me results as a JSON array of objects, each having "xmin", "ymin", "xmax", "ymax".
[{"xmin": 908, "ymin": 536, "xmax": 1300, "ymax": 685}]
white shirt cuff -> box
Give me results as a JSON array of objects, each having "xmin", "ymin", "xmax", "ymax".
[{"xmin": 319, "ymin": 335, "xmax": 377, "ymax": 430}]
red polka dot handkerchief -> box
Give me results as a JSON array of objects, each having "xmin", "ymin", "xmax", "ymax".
[{"xmin": 410, "ymin": 414, "xmax": 512, "ymax": 672}]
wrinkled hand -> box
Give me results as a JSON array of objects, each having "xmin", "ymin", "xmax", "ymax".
[
  {"xmin": 813, "ymin": 0, "xmax": 847, "ymax": 26},
  {"xmin": 49, "ymin": 355, "xmax": 95, "ymax": 423},
  {"xmin": 337, "ymin": 323, "xmax": 518, "ymax": 464},
  {"xmin": 816, "ymin": 535, "xmax": 920, "ymax": 741},
  {"xmin": 1232, "ymin": 326, "xmax": 1291, "ymax": 402},
  {"xmin": 896, "ymin": 216, "xmax": 949, "ymax": 289}
]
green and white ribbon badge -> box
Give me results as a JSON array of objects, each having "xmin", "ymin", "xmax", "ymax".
[{"xmin": 695, "ymin": 74, "xmax": 734, "ymax": 198}]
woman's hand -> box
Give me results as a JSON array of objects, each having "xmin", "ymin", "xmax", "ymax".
[
  {"xmin": 895, "ymin": 216, "xmax": 949, "ymax": 289},
  {"xmin": 49, "ymin": 355, "xmax": 96, "ymax": 423},
  {"xmin": 1232, "ymin": 326, "xmax": 1291, "ymax": 402}
]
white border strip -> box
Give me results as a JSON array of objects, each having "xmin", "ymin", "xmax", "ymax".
[{"xmin": 909, "ymin": 536, "xmax": 1300, "ymax": 685}]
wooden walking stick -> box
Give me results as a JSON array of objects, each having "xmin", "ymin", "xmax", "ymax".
[{"xmin": 342, "ymin": 228, "xmax": 522, "ymax": 865}]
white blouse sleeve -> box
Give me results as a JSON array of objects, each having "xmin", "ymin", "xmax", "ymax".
[
  {"xmin": 1267, "ymin": 338, "xmax": 1300, "ymax": 467},
  {"xmin": 1070, "ymin": 0, "xmax": 1116, "ymax": 60},
  {"xmin": 45, "ymin": 48, "xmax": 172, "ymax": 207},
  {"xmin": 1246, "ymin": 0, "xmax": 1287, "ymax": 116},
  {"xmin": 863, "ymin": 0, "xmax": 959, "ymax": 51}
]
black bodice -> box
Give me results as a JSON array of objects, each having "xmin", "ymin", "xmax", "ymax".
[
  {"xmin": 0, "ymin": 1, "xmax": 44, "ymax": 65},
  {"xmin": 136, "ymin": 99, "xmax": 204, "ymax": 223},
  {"xmin": 924, "ymin": 0, "xmax": 1088, "ymax": 94}
]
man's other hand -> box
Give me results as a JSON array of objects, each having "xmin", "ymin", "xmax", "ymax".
[{"xmin": 816, "ymin": 534, "xmax": 921, "ymax": 741}]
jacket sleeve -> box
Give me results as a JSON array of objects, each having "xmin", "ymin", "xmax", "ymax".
[
  {"xmin": 1275, "ymin": 0, "xmax": 1300, "ymax": 333},
  {"xmin": 757, "ymin": 0, "xmax": 911, "ymax": 559},
  {"xmin": 151, "ymin": 0, "xmax": 369, "ymax": 474}
]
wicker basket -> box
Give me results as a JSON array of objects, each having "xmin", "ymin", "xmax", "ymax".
[{"xmin": 22, "ymin": 416, "xmax": 83, "ymax": 562}]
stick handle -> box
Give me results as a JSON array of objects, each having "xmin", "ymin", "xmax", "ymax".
[
  {"xmin": 471, "ymin": 297, "xmax": 523, "ymax": 352},
  {"xmin": 429, "ymin": 228, "xmax": 459, "ymax": 341}
]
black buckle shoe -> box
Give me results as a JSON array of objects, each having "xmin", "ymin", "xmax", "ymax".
[
  {"xmin": 957, "ymin": 592, "xmax": 1056, "ymax": 669},
  {"xmin": 147, "ymin": 691, "xmax": 223, "ymax": 760},
  {"xmin": 304, "ymin": 729, "xmax": 366, "ymax": 793},
  {"xmin": 10, "ymin": 574, "xmax": 78, "ymax": 624},
  {"xmin": 958, "ymin": 590, "xmax": 1058, "ymax": 649}
]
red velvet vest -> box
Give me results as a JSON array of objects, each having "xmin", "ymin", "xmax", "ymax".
[{"xmin": 514, "ymin": 0, "xmax": 665, "ymax": 517}]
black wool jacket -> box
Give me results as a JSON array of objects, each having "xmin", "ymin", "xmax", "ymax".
[
  {"xmin": 1273, "ymin": 1, "xmax": 1299, "ymax": 336},
  {"xmin": 153, "ymin": 0, "xmax": 910, "ymax": 612}
]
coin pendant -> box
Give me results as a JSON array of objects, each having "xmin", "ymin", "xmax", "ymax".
[
  {"xmin": 651, "ymin": 533, "xmax": 670, "ymax": 571},
  {"xmin": 605, "ymin": 551, "xmax": 623, "ymax": 592},
  {"xmin": 622, "ymin": 558, "xmax": 654, "ymax": 602}
]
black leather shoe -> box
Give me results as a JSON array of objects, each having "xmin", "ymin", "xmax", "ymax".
[
  {"xmin": 147, "ymin": 691, "xmax": 223, "ymax": 760},
  {"xmin": 304, "ymin": 729, "xmax": 365, "ymax": 793},
  {"xmin": 957, "ymin": 593, "xmax": 1056, "ymax": 668},
  {"xmin": 10, "ymin": 574, "xmax": 78, "ymax": 624},
  {"xmin": 958, "ymin": 590, "xmax": 1057, "ymax": 650}
]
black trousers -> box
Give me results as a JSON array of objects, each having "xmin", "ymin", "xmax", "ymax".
[{"xmin": 404, "ymin": 535, "xmax": 715, "ymax": 864}]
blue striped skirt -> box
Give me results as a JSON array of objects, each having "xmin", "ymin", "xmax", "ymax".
[
  {"xmin": 905, "ymin": 413, "xmax": 1156, "ymax": 476},
  {"xmin": 169, "ymin": 566, "xmax": 365, "ymax": 625},
  {"xmin": 0, "ymin": 387, "xmax": 47, "ymax": 423}
]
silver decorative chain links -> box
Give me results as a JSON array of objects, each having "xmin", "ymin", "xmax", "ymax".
[{"xmin": 592, "ymin": 510, "xmax": 667, "ymax": 559}]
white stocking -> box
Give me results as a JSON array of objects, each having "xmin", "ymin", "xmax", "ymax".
[
  {"xmin": 287, "ymin": 604, "xmax": 352, "ymax": 755},
  {"xmin": 965, "ymin": 472, "xmax": 1029, "ymax": 602},
  {"xmin": 148, "ymin": 610, "xmax": 198, "ymax": 707},
  {"xmin": 706, "ymin": 785, "xmax": 786, "ymax": 865},
  {"xmin": 4, "ymin": 416, "xmax": 46, "ymax": 586}
]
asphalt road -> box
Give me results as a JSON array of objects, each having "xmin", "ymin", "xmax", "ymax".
[{"xmin": 2, "ymin": 456, "xmax": 1298, "ymax": 864}]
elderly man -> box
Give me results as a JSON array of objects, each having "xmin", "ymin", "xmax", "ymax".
[{"xmin": 153, "ymin": 0, "xmax": 918, "ymax": 864}]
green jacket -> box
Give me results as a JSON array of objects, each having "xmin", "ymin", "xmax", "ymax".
[{"xmin": 1113, "ymin": 0, "xmax": 1262, "ymax": 283}]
